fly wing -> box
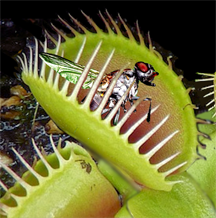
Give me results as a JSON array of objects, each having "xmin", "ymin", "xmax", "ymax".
[{"xmin": 39, "ymin": 52, "xmax": 99, "ymax": 89}]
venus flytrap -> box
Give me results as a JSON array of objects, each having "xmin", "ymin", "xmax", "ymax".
[
  {"xmin": 19, "ymin": 12, "xmax": 200, "ymax": 190},
  {"xmin": 20, "ymin": 37, "xmax": 184, "ymax": 191}
]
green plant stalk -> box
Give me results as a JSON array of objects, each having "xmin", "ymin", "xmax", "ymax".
[{"xmin": 98, "ymin": 160, "xmax": 138, "ymax": 202}]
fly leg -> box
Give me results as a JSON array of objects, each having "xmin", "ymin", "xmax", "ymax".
[
  {"xmin": 121, "ymin": 101, "xmax": 127, "ymax": 113},
  {"xmin": 103, "ymin": 97, "xmax": 121, "ymax": 125},
  {"xmin": 101, "ymin": 101, "xmax": 120, "ymax": 126},
  {"xmin": 143, "ymin": 97, "xmax": 152, "ymax": 122},
  {"xmin": 143, "ymin": 81, "xmax": 156, "ymax": 87},
  {"xmin": 101, "ymin": 108, "xmax": 111, "ymax": 115},
  {"xmin": 101, "ymin": 98, "xmax": 115, "ymax": 115},
  {"xmin": 129, "ymin": 96, "xmax": 152, "ymax": 122},
  {"xmin": 131, "ymin": 96, "xmax": 139, "ymax": 101},
  {"xmin": 101, "ymin": 100, "xmax": 112, "ymax": 115},
  {"xmin": 113, "ymin": 108, "xmax": 120, "ymax": 125},
  {"xmin": 112, "ymin": 102, "xmax": 126, "ymax": 125}
]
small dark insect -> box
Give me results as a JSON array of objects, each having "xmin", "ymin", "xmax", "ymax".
[
  {"xmin": 75, "ymin": 159, "xmax": 92, "ymax": 173},
  {"xmin": 39, "ymin": 53, "xmax": 159, "ymax": 124}
]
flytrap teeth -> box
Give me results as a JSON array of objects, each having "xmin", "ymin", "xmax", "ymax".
[
  {"xmin": 0, "ymin": 137, "xmax": 68, "ymax": 197},
  {"xmin": 132, "ymin": 115, "xmax": 174, "ymax": 151},
  {"xmin": 144, "ymin": 130, "xmax": 179, "ymax": 160},
  {"xmin": 197, "ymin": 139, "xmax": 207, "ymax": 149},
  {"xmin": 196, "ymin": 146, "xmax": 207, "ymax": 160},
  {"xmin": 197, "ymin": 131, "xmax": 211, "ymax": 140},
  {"xmin": 11, "ymin": 148, "xmax": 43, "ymax": 183},
  {"xmin": 196, "ymin": 118, "xmax": 216, "ymax": 125},
  {"xmin": 162, "ymin": 161, "xmax": 187, "ymax": 178},
  {"xmin": 0, "ymin": 143, "xmax": 45, "ymax": 197},
  {"xmin": 0, "ymin": 160, "xmax": 31, "ymax": 192},
  {"xmin": 155, "ymin": 152, "xmax": 180, "ymax": 170},
  {"xmin": 146, "ymin": 130, "xmax": 183, "ymax": 176},
  {"xmin": 72, "ymin": 9, "xmax": 146, "ymax": 46},
  {"xmin": 196, "ymin": 72, "xmax": 216, "ymax": 117}
]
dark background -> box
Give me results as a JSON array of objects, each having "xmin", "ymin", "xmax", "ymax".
[{"xmin": 1, "ymin": 1, "xmax": 216, "ymax": 81}]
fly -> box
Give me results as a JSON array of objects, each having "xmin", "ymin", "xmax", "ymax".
[{"xmin": 39, "ymin": 53, "xmax": 159, "ymax": 125}]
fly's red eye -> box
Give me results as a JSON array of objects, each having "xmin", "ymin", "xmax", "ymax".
[{"xmin": 136, "ymin": 62, "xmax": 148, "ymax": 72}]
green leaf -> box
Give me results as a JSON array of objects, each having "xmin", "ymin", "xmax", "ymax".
[{"xmin": 115, "ymin": 173, "xmax": 216, "ymax": 218}]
